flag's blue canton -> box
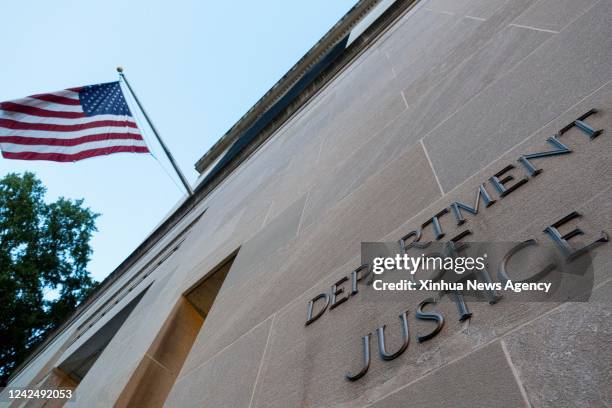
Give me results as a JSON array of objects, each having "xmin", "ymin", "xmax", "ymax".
[{"xmin": 79, "ymin": 81, "xmax": 133, "ymax": 117}]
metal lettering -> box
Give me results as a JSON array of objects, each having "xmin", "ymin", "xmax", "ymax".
[
  {"xmin": 518, "ymin": 136, "xmax": 572, "ymax": 177},
  {"xmin": 415, "ymin": 297, "xmax": 445, "ymax": 342},
  {"xmin": 346, "ymin": 334, "xmax": 371, "ymax": 381},
  {"xmin": 422, "ymin": 209, "xmax": 449, "ymax": 240},
  {"xmin": 376, "ymin": 311, "xmax": 410, "ymax": 361},
  {"xmin": 450, "ymin": 184, "xmax": 496, "ymax": 225},
  {"xmin": 490, "ymin": 164, "xmax": 528, "ymax": 198},
  {"xmin": 544, "ymin": 211, "xmax": 609, "ymax": 261},
  {"xmin": 330, "ymin": 277, "xmax": 349, "ymax": 309},
  {"xmin": 558, "ymin": 109, "xmax": 603, "ymax": 139},
  {"xmin": 305, "ymin": 293, "xmax": 330, "ymax": 326}
]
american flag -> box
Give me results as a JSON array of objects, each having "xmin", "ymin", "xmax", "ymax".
[{"xmin": 0, "ymin": 81, "xmax": 149, "ymax": 162}]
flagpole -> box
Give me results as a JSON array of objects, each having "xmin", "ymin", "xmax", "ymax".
[{"xmin": 116, "ymin": 67, "xmax": 194, "ymax": 196}]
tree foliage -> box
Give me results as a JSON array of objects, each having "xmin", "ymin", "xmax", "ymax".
[{"xmin": 0, "ymin": 172, "xmax": 99, "ymax": 386}]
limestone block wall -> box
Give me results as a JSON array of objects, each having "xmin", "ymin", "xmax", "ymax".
[{"xmin": 162, "ymin": 1, "xmax": 612, "ymax": 406}]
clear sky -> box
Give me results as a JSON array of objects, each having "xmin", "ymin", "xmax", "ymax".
[{"xmin": 0, "ymin": 0, "xmax": 355, "ymax": 282}]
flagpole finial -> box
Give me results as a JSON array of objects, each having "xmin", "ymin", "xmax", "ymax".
[{"xmin": 116, "ymin": 66, "xmax": 124, "ymax": 73}]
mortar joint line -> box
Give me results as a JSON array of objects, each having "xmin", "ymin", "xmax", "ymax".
[
  {"xmin": 509, "ymin": 23, "xmax": 559, "ymax": 34},
  {"xmin": 400, "ymin": 90, "xmax": 409, "ymax": 109},
  {"xmin": 500, "ymin": 339, "xmax": 533, "ymax": 408},
  {"xmin": 248, "ymin": 313, "xmax": 277, "ymax": 408},
  {"xmin": 465, "ymin": 15, "xmax": 486, "ymax": 21},
  {"xmin": 420, "ymin": 139, "xmax": 445, "ymax": 195},
  {"xmin": 175, "ymin": 315, "xmax": 274, "ymax": 383}
]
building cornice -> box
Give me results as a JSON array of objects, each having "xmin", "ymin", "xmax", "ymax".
[
  {"xmin": 194, "ymin": 0, "xmax": 376, "ymax": 174},
  {"xmin": 191, "ymin": 0, "xmax": 419, "ymax": 198}
]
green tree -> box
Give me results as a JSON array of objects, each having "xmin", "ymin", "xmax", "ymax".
[{"xmin": 0, "ymin": 172, "xmax": 99, "ymax": 386}]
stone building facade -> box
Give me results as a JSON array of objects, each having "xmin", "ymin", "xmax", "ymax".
[{"xmin": 3, "ymin": 0, "xmax": 611, "ymax": 406}]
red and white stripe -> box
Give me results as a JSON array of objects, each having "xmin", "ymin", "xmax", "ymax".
[{"xmin": 0, "ymin": 89, "xmax": 149, "ymax": 162}]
